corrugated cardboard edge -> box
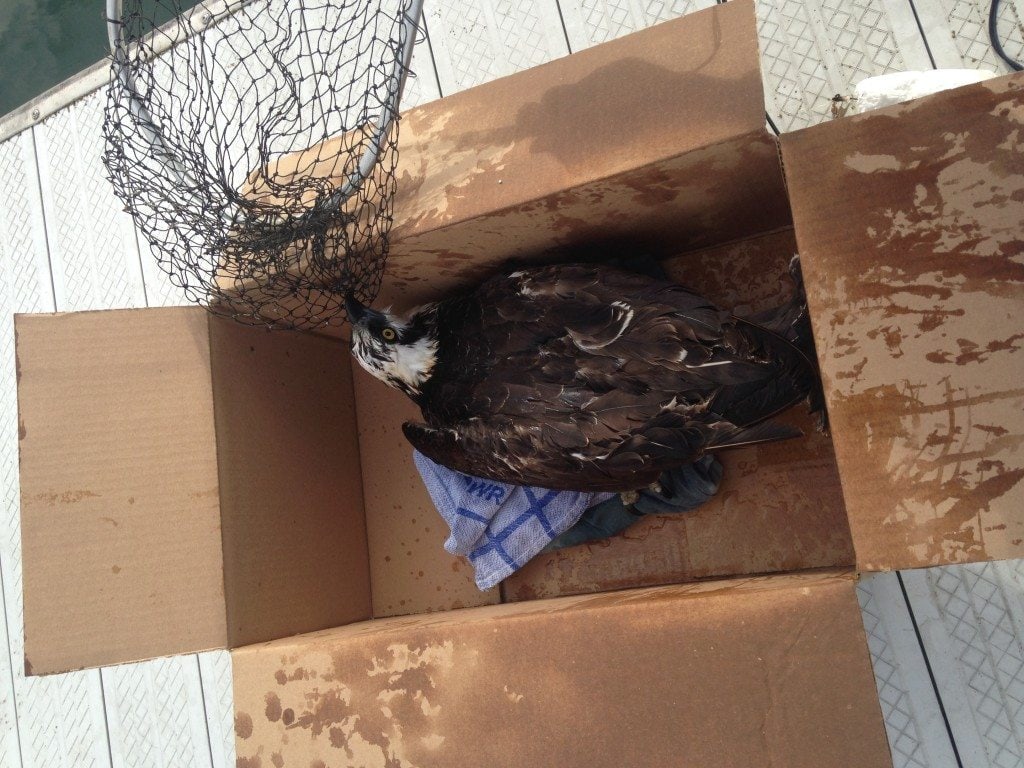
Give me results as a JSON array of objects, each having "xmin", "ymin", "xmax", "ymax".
[{"xmin": 231, "ymin": 568, "xmax": 894, "ymax": 768}]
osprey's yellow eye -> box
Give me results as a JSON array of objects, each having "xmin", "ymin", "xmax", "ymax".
[{"xmin": 381, "ymin": 327, "xmax": 397, "ymax": 342}]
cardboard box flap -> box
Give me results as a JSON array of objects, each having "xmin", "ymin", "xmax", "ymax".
[
  {"xmin": 390, "ymin": 0, "xmax": 768, "ymax": 237},
  {"xmin": 208, "ymin": 318, "xmax": 371, "ymax": 648},
  {"xmin": 781, "ymin": 73, "xmax": 1024, "ymax": 572},
  {"xmin": 232, "ymin": 569, "xmax": 892, "ymax": 768},
  {"xmin": 17, "ymin": 308, "xmax": 371, "ymax": 674},
  {"xmin": 225, "ymin": 0, "xmax": 791, "ymax": 326},
  {"xmin": 17, "ymin": 308, "xmax": 228, "ymax": 674}
]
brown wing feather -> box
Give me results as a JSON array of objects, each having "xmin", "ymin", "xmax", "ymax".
[{"xmin": 411, "ymin": 263, "xmax": 813, "ymax": 490}]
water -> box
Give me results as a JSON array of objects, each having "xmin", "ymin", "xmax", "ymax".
[
  {"xmin": 0, "ymin": 0, "xmax": 111, "ymax": 117},
  {"xmin": 0, "ymin": 0, "xmax": 187, "ymax": 119}
]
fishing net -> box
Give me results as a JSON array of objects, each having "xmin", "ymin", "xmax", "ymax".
[{"xmin": 103, "ymin": 0, "xmax": 421, "ymax": 330}]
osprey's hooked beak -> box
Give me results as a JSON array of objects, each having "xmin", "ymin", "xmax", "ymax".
[{"xmin": 345, "ymin": 293, "xmax": 368, "ymax": 324}]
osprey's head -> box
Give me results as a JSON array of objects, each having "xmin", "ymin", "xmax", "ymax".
[{"xmin": 345, "ymin": 294, "xmax": 439, "ymax": 398}]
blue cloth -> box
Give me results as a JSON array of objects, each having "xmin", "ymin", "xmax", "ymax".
[
  {"xmin": 542, "ymin": 455, "xmax": 723, "ymax": 550},
  {"xmin": 412, "ymin": 450, "xmax": 614, "ymax": 590}
]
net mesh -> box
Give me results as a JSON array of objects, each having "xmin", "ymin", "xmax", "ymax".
[{"xmin": 103, "ymin": 0, "xmax": 416, "ymax": 330}]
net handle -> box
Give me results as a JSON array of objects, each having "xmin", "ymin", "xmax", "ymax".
[
  {"xmin": 106, "ymin": 0, "xmax": 201, "ymax": 192},
  {"xmin": 105, "ymin": 0, "xmax": 425, "ymax": 217},
  {"xmin": 333, "ymin": 0, "xmax": 425, "ymax": 207}
]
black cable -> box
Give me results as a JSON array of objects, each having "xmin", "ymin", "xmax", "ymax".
[
  {"xmin": 907, "ymin": 0, "xmax": 938, "ymax": 69},
  {"xmin": 896, "ymin": 573, "xmax": 964, "ymax": 768},
  {"xmin": 989, "ymin": 0, "xmax": 1023, "ymax": 71}
]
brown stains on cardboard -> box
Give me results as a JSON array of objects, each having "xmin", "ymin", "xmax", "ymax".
[
  {"xmin": 837, "ymin": 381, "xmax": 1024, "ymax": 566},
  {"xmin": 235, "ymin": 712, "xmax": 254, "ymax": 740},
  {"xmin": 926, "ymin": 334, "xmax": 1024, "ymax": 366},
  {"xmin": 111, "ymin": 565, "xmax": 121, "ymax": 574},
  {"xmin": 18, "ymin": 421, "xmax": 26, "ymax": 440},
  {"xmin": 275, "ymin": 667, "xmax": 313, "ymax": 685},
  {"xmin": 863, "ymin": 154, "xmax": 1024, "ymax": 277},
  {"xmin": 503, "ymin": 58, "xmax": 742, "ymax": 176},
  {"xmin": 34, "ymin": 490, "xmax": 99, "ymax": 505},
  {"xmin": 270, "ymin": 753, "xmax": 284, "ymax": 768},
  {"xmin": 270, "ymin": 641, "xmax": 458, "ymax": 767},
  {"xmin": 281, "ymin": 708, "xmax": 295, "ymax": 726},
  {"xmin": 236, "ymin": 758, "xmax": 261, "ymax": 768},
  {"xmin": 384, "ymin": 81, "xmax": 786, "ymax": 311},
  {"xmin": 787, "ymin": 79, "xmax": 1024, "ymax": 568},
  {"xmin": 397, "ymin": 56, "xmax": 746, "ymax": 236},
  {"xmin": 265, "ymin": 692, "xmax": 282, "ymax": 722},
  {"xmin": 977, "ymin": 424, "xmax": 1009, "ymax": 437},
  {"xmin": 620, "ymin": 165, "xmax": 681, "ymax": 207},
  {"xmin": 189, "ymin": 487, "xmax": 219, "ymax": 501},
  {"xmin": 866, "ymin": 325, "xmax": 905, "ymax": 358},
  {"xmin": 391, "ymin": 107, "xmax": 516, "ymax": 233},
  {"xmin": 289, "ymin": 688, "xmax": 349, "ymax": 737}
]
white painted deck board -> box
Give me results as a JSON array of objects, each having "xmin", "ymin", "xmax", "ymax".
[
  {"xmin": 34, "ymin": 95, "xmax": 149, "ymax": 313},
  {"xmin": 102, "ymin": 658, "xmax": 213, "ymax": 768},
  {"xmin": 859, "ymin": 572, "xmax": 961, "ymax": 768},
  {"xmin": 557, "ymin": 0, "xmax": 716, "ymax": 49},
  {"xmin": 0, "ymin": 126, "xmax": 113, "ymax": 768},
  {"xmin": 903, "ymin": 563, "xmax": 1024, "ymax": 768},
  {"xmin": 425, "ymin": 0, "xmax": 571, "ymax": 93},
  {"xmin": 196, "ymin": 652, "xmax": 235, "ymax": 768},
  {"xmin": 0, "ymin": 1, "xmax": 1020, "ymax": 766}
]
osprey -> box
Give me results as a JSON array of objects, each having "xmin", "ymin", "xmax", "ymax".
[{"xmin": 346, "ymin": 262, "xmax": 821, "ymax": 492}]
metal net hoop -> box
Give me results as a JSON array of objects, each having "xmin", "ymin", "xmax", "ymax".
[{"xmin": 103, "ymin": 0, "xmax": 422, "ymax": 330}]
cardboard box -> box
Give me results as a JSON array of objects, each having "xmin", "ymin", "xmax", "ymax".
[
  {"xmin": 223, "ymin": 0, "xmax": 790, "ymax": 330},
  {"xmin": 15, "ymin": 2, "xmax": 1024, "ymax": 765}
]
